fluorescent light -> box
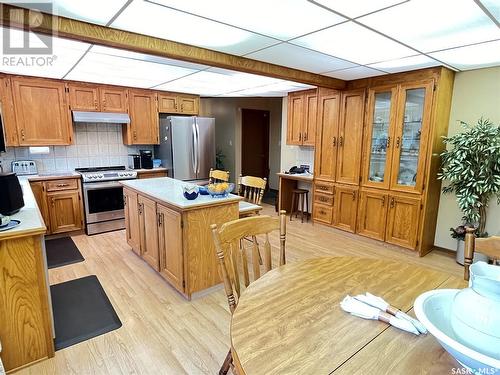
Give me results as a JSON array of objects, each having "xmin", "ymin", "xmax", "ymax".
[
  {"xmin": 429, "ymin": 40, "xmax": 500, "ymax": 70},
  {"xmin": 358, "ymin": 0, "xmax": 500, "ymax": 52},
  {"xmin": 323, "ymin": 66, "xmax": 385, "ymax": 80},
  {"xmin": 111, "ymin": 1, "xmax": 277, "ymax": 55},
  {"xmin": 221, "ymin": 81, "xmax": 315, "ymax": 97},
  {"xmin": 477, "ymin": 0, "xmax": 499, "ymax": 22},
  {"xmin": 292, "ymin": 21, "xmax": 415, "ymax": 65},
  {"xmin": 247, "ymin": 43, "xmax": 356, "ymax": 73},
  {"xmin": 369, "ymin": 55, "xmax": 440, "ymax": 73},
  {"xmin": 150, "ymin": 0, "xmax": 346, "ymax": 40},
  {"xmin": 312, "ymin": 0, "xmax": 408, "ymax": 18}
]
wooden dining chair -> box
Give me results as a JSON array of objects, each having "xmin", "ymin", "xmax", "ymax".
[
  {"xmin": 211, "ymin": 210, "xmax": 287, "ymax": 375},
  {"xmin": 237, "ymin": 175, "xmax": 267, "ymax": 205},
  {"xmin": 464, "ymin": 226, "xmax": 500, "ymax": 280},
  {"xmin": 209, "ymin": 168, "xmax": 230, "ymax": 183}
]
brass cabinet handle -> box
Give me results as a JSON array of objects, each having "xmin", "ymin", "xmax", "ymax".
[
  {"xmin": 332, "ymin": 136, "xmax": 336, "ymax": 146},
  {"xmin": 51, "ymin": 198, "xmax": 55, "ymax": 207},
  {"xmin": 299, "ymin": 133, "xmax": 302, "ymax": 142},
  {"xmin": 319, "ymin": 186, "xmax": 328, "ymax": 191},
  {"xmin": 381, "ymin": 196, "xmax": 385, "ymax": 207},
  {"xmin": 319, "ymin": 196, "xmax": 328, "ymax": 202},
  {"xmin": 95, "ymin": 100, "xmax": 99, "ymax": 109},
  {"xmin": 20, "ymin": 129, "xmax": 25, "ymax": 141},
  {"xmin": 56, "ymin": 183, "xmax": 69, "ymax": 187},
  {"xmin": 304, "ymin": 133, "xmax": 307, "ymax": 141},
  {"xmin": 390, "ymin": 197, "xmax": 395, "ymax": 208},
  {"xmin": 396, "ymin": 137, "xmax": 400, "ymax": 148},
  {"xmin": 133, "ymin": 131, "xmax": 137, "ymax": 140},
  {"xmin": 352, "ymin": 191, "xmax": 356, "ymax": 200},
  {"xmin": 386, "ymin": 136, "xmax": 391, "ymax": 148},
  {"xmin": 180, "ymin": 104, "xmax": 184, "ymax": 112},
  {"xmin": 339, "ymin": 136, "xmax": 344, "ymax": 147},
  {"xmin": 123, "ymin": 195, "xmax": 127, "ymax": 206}
]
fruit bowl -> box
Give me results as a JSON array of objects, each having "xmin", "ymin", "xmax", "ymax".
[
  {"xmin": 207, "ymin": 183, "xmax": 234, "ymax": 198},
  {"xmin": 182, "ymin": 185, "xmax": 199, "ymax": 200}
]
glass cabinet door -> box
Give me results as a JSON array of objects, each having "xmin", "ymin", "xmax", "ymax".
[
  {"xmin": 390, "ymin": 81, "xmax": 433, "ymax": 193},
  {"xmin": 362, "ymin": 87, "xmax": 397, "ymax": 189}
]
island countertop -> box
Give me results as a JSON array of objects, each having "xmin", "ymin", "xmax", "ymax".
[{"xmin": 121, "ymin": 177, "xmax": 243, "ymax": 210}]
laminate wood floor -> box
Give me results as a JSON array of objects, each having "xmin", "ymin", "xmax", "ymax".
[{"xmin": 19, "ymin": 205, "xmax": 461, "ymax": 375}]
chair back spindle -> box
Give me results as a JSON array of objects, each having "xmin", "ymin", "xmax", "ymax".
[{"xmin": 238, "ymin": 175, "xmax": 267, "ymax": 205}]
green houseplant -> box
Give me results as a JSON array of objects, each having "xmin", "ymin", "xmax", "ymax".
[{"xmin": 439, "ymin": 118, "xmax": 500, "ymax": 238}]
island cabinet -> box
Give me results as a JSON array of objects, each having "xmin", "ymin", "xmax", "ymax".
[{"xmin": 122, "ymin": 179, "xmax": 241, "ymax": 299}]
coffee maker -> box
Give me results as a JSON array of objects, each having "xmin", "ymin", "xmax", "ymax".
[{"xmin": 139, "ymin": 150, "xmax": 153, "ymax": 169}]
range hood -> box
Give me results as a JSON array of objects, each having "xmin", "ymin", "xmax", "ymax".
[{"xmin": 72, "ymin": 111, "xmax": 130, "ymax": 124}]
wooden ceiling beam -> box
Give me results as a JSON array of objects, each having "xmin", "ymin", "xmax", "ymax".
[{"xmin": 0, "ymin": 4, "xmax": 346, "ymax": 89}]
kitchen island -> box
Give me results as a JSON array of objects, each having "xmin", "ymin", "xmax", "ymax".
[{"xmin": 121, "ymin": 177, "xmax": 242, "ymax": 299}]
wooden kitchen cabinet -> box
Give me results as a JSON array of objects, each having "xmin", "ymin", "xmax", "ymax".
[
  {"xmin": 332, "ymin": 185, "xmax": 358, "ymax": 233},
  {"xmin": 0, "ymin": 76, "xmax": 19, "ymax": 146},
  {"xmin": 123, "ymin": 188, "xmax": 140, "ymax": 254},
  {"xmin": 157, "ymin": 204, "xmax": 184, "ymax": 292},
  {"xmin": 138, "ymin": 195, "xmax": 160, "ymax": 270},
  {"xmin": 30, "ymin": 181, "xmax": 51, "ymax": 232},
  {"xmin": 46, "ymin": 190, "xmax": 83, "ymax": 234},
  {"xmin": 124, "ymin": 90, "xmax": 159, "ymax": 145},
  {"xmin": 386, "ymin": 193, "xmax": 421, "ymax": 250},
  {"xmin": 357, "ymin": 188, "xmax": 388, "ymax": 241},
  {"xmin": 312, "ymin": 203, "xmax": 333, "ymax": 225},
  {"xmin": 100, "ymin": 87, "xmax": 128, "ymax": 112},
  {"xmin": 68, "ymin": 83, "xmax": 99, "ymax": 111},
  {"xmin": 286, "ymin": 89, "xmax": 317, "ymax": 146},
  {"xmin": 158, "ymin": 93, "xmax": 199, "ymax": 114},
  {"xmin": 12, "ymin": 77, "xmax": 72, "ymax": 145}
]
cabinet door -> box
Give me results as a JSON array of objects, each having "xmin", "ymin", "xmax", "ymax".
[
  {"xmin": 157, "ymin": 204, "xmax": 184, "ymax": 292},
  {"xmin": 158, "ymin": 93, "xmax": 178, "ymax": 113},
  {"xmin": 0, "ymin": 77, "xmax": 18, "ymax": 146},
  {"xmin": 123, "ymin": 188, "xmax": 140, "ymax": 254},
  {"xmin": 357, "ymin": 189, "xmax": 388, "ymax": 241},
  {"xmin": 68, "ymin": 83, "xmax": 99, "ymax": 111},
  {"xmin": 47, "ymin": 190, "xmax": 82, "ymax": 234},
  {"xmin": 287, "ymin": 92, "xmax": 304, "ymax": 145},
  {"xmin": 361, "ymin": 86, "xmax": 398, "ymax": 190},
  {"xmin": 100, "ymin": 88, "xmax": 128, "ymax": 113},
  {"xmin": 12, "ymin": 78, "xmax": 72, "ymax": 145},
  {"xmin": 333, "ymin": 185, "xmax": 358, "ymax": 233},
  {"xmin": 314, "ymin": 88, "xmax": 340, "ymax": 181},
  {"xmin": 128, "ymin": 90, "xmax": 159, "ymax": 144},
  {"xmin": 336, "ymin": 90, "xmax": 365, "ymax": 185},
  {"xmin": 386, "ymin": 194, "xmax": 421, "ymax": 250},
  {"xmin": 179, "ymin": 95, "xmax": 199, "ymax": 115},
  {"xmin": 302, "ymin": 91, "xmax": 317, "ymax": 146},
  {"xmin": 390, "ymin": 81, "xmax": 433, "ymax": 194},
  {"xmin": 138, "ymin": 195, "xmax": 159, "ymax": 270},
  {"xmin": 30, "ymin": 181, "xmax": 51, "ymax": 234}
]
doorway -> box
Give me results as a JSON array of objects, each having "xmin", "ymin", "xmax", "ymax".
[{"xmin": 241, "ymin": 108, "xmax": 270, "ymax": 183}]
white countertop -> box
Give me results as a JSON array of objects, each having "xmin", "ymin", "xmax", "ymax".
[
  {"xmin": 277, "ymin": 172, "xmax": 314, "ymax": 181},
  {"xmin": 0, "ymin": 177, "xmax": 46, "ymax": 240},
  {"xmin": 121, "ymin": 177, "xmax": 243, "ymax": 210}
]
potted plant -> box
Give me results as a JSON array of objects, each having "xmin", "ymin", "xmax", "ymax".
[{"xmin": 439, "ymin": 118, "xmax": 500, "ymax": 264}]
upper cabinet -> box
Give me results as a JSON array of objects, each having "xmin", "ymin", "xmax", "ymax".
[
  {"xmin": 100, "ymin": 87, "xmax": 128, "ymax": 113},
  {"xmin": 68, "ymin": 83, "xmax": 128, "ymax": 113},
  {"xmin": 12, "ymin": 77, "xmax": 73, "ymax": 145},
  {"xmin": 158, "ymin": 93, "xmax": 199, "ymax": 115},
  {"xmin": 0, "ymin": 77, "xmax": 19, "ymax": 146},
  {"xmin": 286, "ymin": 89, "xmax": 317, "ymax": 146},
  {"xmin": 124, "ymin": 90, "xmax": 159, "ymax": 145}
]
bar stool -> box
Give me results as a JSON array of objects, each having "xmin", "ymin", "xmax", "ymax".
[{"xmin": 290, "ymin": 188, "xmax": 309, "ymax": 223}]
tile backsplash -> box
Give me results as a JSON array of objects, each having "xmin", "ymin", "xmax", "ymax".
[{"xmin": 0, "ymin": 123, "xmax": 154, "ymax": 173}]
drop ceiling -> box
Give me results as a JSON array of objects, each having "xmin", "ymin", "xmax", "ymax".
[{"xmin": 1, "ymin": 0, "xmax": 499, "ymax": 97}]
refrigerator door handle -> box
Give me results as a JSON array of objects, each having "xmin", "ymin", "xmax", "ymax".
[
  {"xmin": 195, "ymin": 120, "xmax": 201, "ymax": 174},
  {"xmin": 191, "ymin": 122, "xmax": 198, "ymax": 176}
]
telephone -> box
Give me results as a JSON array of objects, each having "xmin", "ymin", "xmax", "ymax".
[{"xmin": 288, "ymin": 165, "xmax": 306, "ymax": 174}]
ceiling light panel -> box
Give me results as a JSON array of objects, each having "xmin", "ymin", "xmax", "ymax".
[
  {"xmin": 428, "ymin": 40, "xmax": 500, "ymax": 70},
  {"xmin": 246, "ymin": 43, "xmax": 356, "ymax": 73},
  {"xmin": 221, "ymin": 81, "xmax": 315, "ymax": 97},
  {"xmin": 66, "ymin": 50, "xmax": 198, "ymax": 88},
  {"xmin": 150, "ymin": 0, "xmax": 346, "ymax": 40},
  {"xmin": 477, "ymin": 0, "xmax": 499, "ymax": 22},
  {"xmin": 358, "ymin": 0, "xmax": 500, "ymax": 53},
  {"xmin": 0, "ymin": 27, "xmax": 90, "ymax": 78},
  {"xmin": 368, "ymin": 54, "xmax": 440, "ymax": 73},
  {"xmin": 292, "ymin": 21, "xmax": 415, "ymax": 65},
  {"xmin": 111, "ymin": 1, "xmax": 278, "ymax": 56},
  {"xmin": 312, "ymin": 0, "xmax": 408, "ymax": 18},
  {"xmin": 323, "ymin": 66, "xmax": 385, "ymax": 80}
]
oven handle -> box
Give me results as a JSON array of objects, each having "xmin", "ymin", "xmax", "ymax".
[{"xmin": 83, "ymin": 181, "xmax": 125, "ymax": 191}]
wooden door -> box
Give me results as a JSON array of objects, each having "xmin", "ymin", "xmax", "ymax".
[
  {"xmin": 179, "ymin": 95, "xmax": 199, "ymax": 114},
  {"xmin": 361, "ymin": 86, "xmax": 398, "ymax": 190},
  {"xmin": 357, "ymin": 189, "xmax": 388, "ymax": 241},
  {"xmin": 123, "ymin": 188, "xmax": 140, "ymax": 254},
  {"xmin": 302, "ymin": 90, "xmax": 317, "ymax": 146},
  {"xmin": 314, "ymin": 88, "xmax": 340, "ymax": 182},
  {"xmin": 333, "ymin": 185, "xmax": 358, "ymax": 233},
  {"xmin": 0, "ymin": 77, "xmax": 19, "ymax": 146},
  {"xmin": 100, "ymin": 88, "xmax": 127, "ymax": 112},
  {"xmin": 12, "ymin": 77, "xmax": 72, "ymax": 145},
  {"xmin": 47, "ymin": 190, "xmax": 82, "ymax": 234},
  {"xmin": 241, "ymin": 109, "xmax": 270, "ymax": 180},
  {"xmin": 68, "ymin": 83, "xmax": 99, "ymax": 111},
  {"xmin": 386, "ymin": 193, "xmax": 421, "ymax": 250},
  {"xmin": 29, "ymin": 181, "xmax": 51, "ymax": 234},
  {"xmin": 158, "ymin": 93, "xmax": 178, "ymax": 113},
  {"xmin": 138, "ymin": 195, "xmax": 159, "ymax": 270},
  {"xmin": 157, "ymin": 204, "xmax": 184, "ymax": 292},
  {"xmin": 336, "ymin": 90, "xmax": 365, "ymax": 185},
  {"xmin": 287, "ymin": 92, "xmax": 304, "ymax": 145},
  {"xmin": 128, "ymin": 90, "xmax": 159, "ymax": 144},
  {"xmin": 389, "ymin": 81, "xmax": 433, "ymax": 194}
]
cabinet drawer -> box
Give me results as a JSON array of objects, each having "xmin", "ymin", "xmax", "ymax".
[
  {"xmin": 314, "ymin": 192, "xmax": 334, "ymax": 206},
  {"xmin": 45, "ymin": 178, "xmax": 78, "ymax": 192},
  {"xmin": 313, "ymin": 203, "xmax": 333, "ymax": 224},
  {"xmin": 314, "ymin": 182, "xmax": 334, "ymax": 195}
]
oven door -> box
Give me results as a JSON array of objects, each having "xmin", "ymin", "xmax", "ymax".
[{"xmin": 83, "ymin": 181, "xmax": 125, "ymax": 223}]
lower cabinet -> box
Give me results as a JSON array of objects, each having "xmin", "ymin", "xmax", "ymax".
[
  {"xmin": 138, "ymin": 195, "xmax": 160, "ymax": 270},
  {"xmin": 123, "ymin": 188, "xmax": 140, "ymax": 254},
  {"xmin": 385, "ymin": 194, "xmax": 421, "ymax": 249},
  {"xmin": 332, "ymin": 185, "xmax": 358, "ymax": 233},
  {"xmin": 357, "ymin": 189, "xmax": 388, "ymax": 241}
]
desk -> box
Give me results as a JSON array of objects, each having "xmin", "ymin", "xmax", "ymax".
[
  {"xmin": 277, "ymin": 172, "xmax": 313, "ymax": 214},
  {"xmin": 231, "ymin": 257, "xmax": 466, "ymax": 375}
]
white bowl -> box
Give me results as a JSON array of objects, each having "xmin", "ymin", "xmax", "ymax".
[{"xmin": 414, "ymin": 289, "xmax": 500, "ymax": 374}]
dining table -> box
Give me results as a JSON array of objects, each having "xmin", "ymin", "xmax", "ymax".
[{"xmin": 230, "ymin": 257, "xmax": 467, "ymax": 375}]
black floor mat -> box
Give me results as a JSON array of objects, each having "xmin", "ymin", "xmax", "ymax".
[
  {"xmin": 46, "ymin": 237, "xmax": 84, "ymax": 269},
  {"xmin": 51, "ymin": 275, "xmax": 122, "ymax": 350}
]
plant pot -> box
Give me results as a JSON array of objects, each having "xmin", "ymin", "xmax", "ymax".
[{"xmin": 455, "ymin": 239, "xmax": 489, "ymax": 265}]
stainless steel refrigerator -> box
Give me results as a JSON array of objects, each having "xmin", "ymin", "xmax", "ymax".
[{"xmin": 154, "ymin": 115, "xmax": 216, "ymax": 182}]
